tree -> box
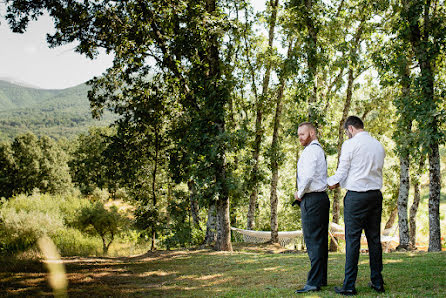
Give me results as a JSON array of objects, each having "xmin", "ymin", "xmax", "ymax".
[
  {"xmin": 245, "ymin": 0, "xmax": 280, "ymax": 231},
  {"xmin": 396, "ymin": 0, "xmax": 445, "ymax": 251},
  {"xmin": 69, "ymin": 127, "xmax": 115, "ymax": 195},
  {"xmin": 10, "ymin": 133, "xmax": 42, "ymax": 195},
  {"xmin": 0, "ymin": 142, "xmax": 15, "ymax": 198},
  {"xmin": 38, "ymin": 136, "xmax": 72, "ymax": 194},
  {"xmin": 77, "ymin": 201, "xmax": 125, "ymax": 254},
  {"xmin": 0, "ymin": 133, "xmax": 73, "ymax": 198},
  {"xmin": 3, "ymin": 0, "xmax": 246, "ymax": 251}
]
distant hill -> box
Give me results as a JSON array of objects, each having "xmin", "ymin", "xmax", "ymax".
[{"xmin": 0, "ymin": 80, "xmax": 115, "ymax": 141}]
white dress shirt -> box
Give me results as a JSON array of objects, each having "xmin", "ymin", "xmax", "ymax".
[
  {"xmin": 297, "ymin": 139, "xmax": 327, "ymax": 199},
  {"xmin": 327, "ymin": 131, "xmax": 385, "ymax": 191}
]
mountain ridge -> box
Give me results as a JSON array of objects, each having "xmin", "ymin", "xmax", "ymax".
[{"xmin": 0, "ymin": 80, "xmax": 114, "ymax": 141}]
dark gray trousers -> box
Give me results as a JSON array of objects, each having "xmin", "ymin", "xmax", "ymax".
[
  {"xmin": 300, "ymin": 192, "xmax": 329, "ymax": 287},
  {"xmin": 343, "ymin": 190, "xmax": 384, "ymax": 290}
]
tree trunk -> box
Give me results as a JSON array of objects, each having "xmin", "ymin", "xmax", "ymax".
[
  {"xmin": 205, "ymin": 0, "xmax": 232, "ymax": 251},
  {"xmin": 385, "ymin": 207, "xmax": 398, "ymax": 230},
  {"xmin": 428, "ymin": 143, "xmax": 441, "ymax": 251},
  {"xmin": 216, "ymin": 192, "xmax": 232, "ymax": 251},
  {"xmin": 329, "ymin": 67, "xmax": 354, "ymax": 251},
  {"xmin": 247, "ymin": 0, "xmax": 279, "ymax": 230},
  {"xmin": 397, "ymin": 155, "xmax": 410, "ymax": 249},
  {"xmin": 151, "ymin": 229, "xmax": 156, "ymax": 251},
  {"xmin": 304, "ymin": 0, "xmax": 318, "ymax": 120},
  {"xmin": 409, "ymin": 158, "xmax": 424, "ymax": 248},
  {"xmin": 269, "ymin": 81, "xmax": 285, "ymax": 244},
  {"xmin": 269, "ymin": 39, "xmax": 293, "ymax": 244},
  {"xmin": 403, "ymin": 0, "xmax": 442, "ymax": 252},
  {"xmin": 205, "ymin": 202, "xmax": 217, "ymax": 245},
  {"xmin": 187, "ymin": 180, "xmax": 201, "ymax": 229}
]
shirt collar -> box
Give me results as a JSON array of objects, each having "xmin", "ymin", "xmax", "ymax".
[
  {"xmin": 353, "ymin": 131, "xmax": 368, "ymax": 138},
  {"xmin": 307, "ymin": 139, "xmax": 320, "ymax": 146}
]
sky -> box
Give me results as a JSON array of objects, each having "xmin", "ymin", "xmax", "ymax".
[
  {"xmin": 0, "ymin": 3, "xmax": 265, "ymax": 90},
  {"xmin": 0, "ymin": 14, "xmax": 114, "ymax": 90}
]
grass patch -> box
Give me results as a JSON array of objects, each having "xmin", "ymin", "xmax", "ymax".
[{"xmin": 1, "ymin": 245, "xmax": 445, "ymax": 297}]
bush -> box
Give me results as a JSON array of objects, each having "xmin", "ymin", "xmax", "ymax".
[
  {"xmin": 52, "ymin": 228, "xmax": 102, "ymax": 256},
  {"xmin": 90, "ymin": 188, "xmax": 110, "ymax": 202},
  {"xmin": 1, "ymin": 192, "xmax": 142, "ymax": 256},
  {"xmin": 0, "ymin": 207, "xmax": 64, "ymax": 254}
]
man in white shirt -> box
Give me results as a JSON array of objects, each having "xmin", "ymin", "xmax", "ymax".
[
  {"xmin": 293, "ymin": 122, "xmax": 329, "ymax": 293},
  {"xmin": 328, "ymin": 116, "xmax": 385, "ymax": 296}
]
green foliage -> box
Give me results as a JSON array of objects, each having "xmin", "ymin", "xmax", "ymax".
[
  {"xmin": 0, "ymin": 81, "xmax": 114, "ymax": 141},
  {"xmin": 69, "ymin": 127, "xmax": 117, "ymax": 195},
  {"xmin": 161, "ymin": 190, "xmax": 205, "ymax": 249},
  {"xmin": 76, "ymin": 201, "xmax": 127, "ymax": 254},
  {"xmin": 0, "ymin": 192, "xmax": 137, "ymax": 256},
  {"xmin": 52, "ymin": 227, "xmax": 102, "ymax": 256},
  {"xmin": 0, "ymin": 205, "xmax": 64, "ymax": 254},
  {"xmin": 0, "ymin": 133, "xmax": 74, "ymax": 197}
]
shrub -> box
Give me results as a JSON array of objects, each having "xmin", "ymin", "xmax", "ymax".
[
  {"xmin": 90, "ymin": 188, "xmax": 110, "ymax": 202},
  {"xmin": 52, "ymin": 228, "xmax": 102, "ymax": 256},
  {"xmin": 0, "ymin": 207, "xmax": 64, "ymax": 254}
]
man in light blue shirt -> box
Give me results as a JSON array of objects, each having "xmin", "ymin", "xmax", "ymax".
[{"xmin": 328, "ymin": 116, "xmax": 386, "ymax": 296}]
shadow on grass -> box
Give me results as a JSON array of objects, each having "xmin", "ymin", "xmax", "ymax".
[{"xmin": 0, "ymin": 249, "xmax": 445, "ymax": 297}]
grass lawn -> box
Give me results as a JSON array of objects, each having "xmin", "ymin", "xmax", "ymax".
[{"xmin": 1, "ymin": 244, "xmax": 445, "ymax": 297}]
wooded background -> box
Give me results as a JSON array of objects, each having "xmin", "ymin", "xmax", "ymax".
[{"xmin": 0, "ymin": 0, "xmax": 445, "ymax": 254}]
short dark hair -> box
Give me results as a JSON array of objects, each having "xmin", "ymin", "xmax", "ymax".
[{"xmin": 344, "ymin": 116, "xmax": 364, "ymax": 130}]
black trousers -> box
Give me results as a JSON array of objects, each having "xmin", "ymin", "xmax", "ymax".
[
  {"xmin": 300, "ymin": 191, "xmax": 330, "ymax": 287},
  {"xmin": 343, "ymin": 190, "xmax": 384, "ymax": 290}
]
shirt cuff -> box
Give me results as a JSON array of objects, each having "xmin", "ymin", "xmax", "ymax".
[{"xmin": 327, "ymin": 176, "xmax": 337, "ymax": 186}]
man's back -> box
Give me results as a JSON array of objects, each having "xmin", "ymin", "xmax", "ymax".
[{"xmin": 338, "ymin": 131, "xmax": 385, "ymax": 191}]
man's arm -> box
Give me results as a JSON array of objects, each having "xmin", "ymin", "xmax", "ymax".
[
  {"xmin": 327, "ymin": 142, "xmax": 352, "ymax": 187},
  {"xmin": 297, "ymin": 148, "xmax": 318, "ymax": 199}
]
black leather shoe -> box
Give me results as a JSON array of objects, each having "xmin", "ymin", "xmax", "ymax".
[
  {"xmin": 334, "ymin": 286, "xmax": 357, "ymax": 296},
  {"xmin": 295, "ymin": 284, "xmax": 320, "ymax": 293},
  {"xmin": 369, "ymin": 282, "xmax": 385, "ymax": 293}
]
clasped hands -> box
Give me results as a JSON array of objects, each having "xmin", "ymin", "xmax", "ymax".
[
  {"xmin": 292, "ymin": 183, "xmax": 340, "ymax": 206},
  {"xmin": 328, "ymin": 183, "xmax": 340, "ymax": 190}
]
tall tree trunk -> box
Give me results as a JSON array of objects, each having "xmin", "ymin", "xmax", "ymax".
[
  {"xmin": 269, "ymin": 81, "xmax": 285, "ymax": 244},
  {"xmin": 403, "ymin": 0, "xmax": 442, "ymax": 252},
  {"xmin": 150, "ymin": 129, "xmax": 159, "ymax": 251},
  {"xmin": 269, "ymin": 40, "xmax": 293, "ymax": 243},
  {"xmin": 409, "ymin": 158, "xmax": 424, "ymax": 248},
  {"xmin": 396, "ymin": 54, "xmax": 412, "ymax": 250},
  {"xmin": 205, "ymin": 202, "xmax": 217, "ymax": 245},
  {"xmin": 428, "ymin": 142, "xmax": 441, "ymax": 251},
  {"xmin": 247, "ymin": 0, "xmax": 279, "ymax": 230},
  {"xmin": 329, "ymin": 67, "xmax": 353, "ymax": 252},
  {"xmin": 304, "ymin": 0, "xmax": 318, "ymax": 120},
  {"xmin": 397, "ymin": 155, "xmax": 410, "ymax": 249},
  {"xmin": 205, "ymin": 0, "xmax": 232, "ymax": 251}
]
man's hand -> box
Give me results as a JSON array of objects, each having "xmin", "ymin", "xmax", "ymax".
[
  {"xmin": 292, "ymin": 191, "xmax": 302, "ymax": 206},
  {"xmin": 328, "ymin": 183, "xmax": 340, "ymax": 190}
]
